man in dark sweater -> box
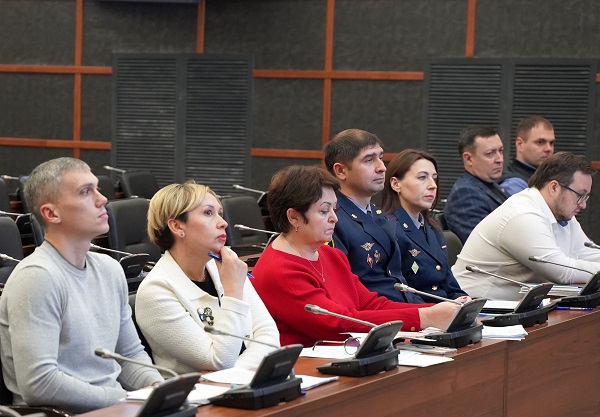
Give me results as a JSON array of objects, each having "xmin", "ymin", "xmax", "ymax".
[{"xmin": 501, "ymin": 116, "xmax": 555, "ymax": 195}]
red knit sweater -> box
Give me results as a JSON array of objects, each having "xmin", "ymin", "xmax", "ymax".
[{"xmin": 251, "ymin": 245, "xmax": 431, "ymax": 347}]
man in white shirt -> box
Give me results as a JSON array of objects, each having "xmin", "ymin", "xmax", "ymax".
[{"xmin": 452, "ymin": 152, "xmax": 600, "ymax": 300}]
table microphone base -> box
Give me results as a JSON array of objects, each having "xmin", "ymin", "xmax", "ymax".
[
  {"xmin": 317, "ymin": 348, "xmax": 399, "ymax": 377},
  {"xmin": 410, "ymin": 323, "xmax": 483, "ymax": 348},
  {"xmin": 481, "ymin": 305, "xmax": 551, "ymax": 327},
  {"xmin": 210, "ymin": 377, "xmax": 302, "ymax": 410},
  {"xmin": 557, "ymin": 292, "xmax": 600, "ymax": 308}
]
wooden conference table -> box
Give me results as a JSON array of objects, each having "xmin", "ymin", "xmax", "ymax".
[{"xmin": 81, "ymin": 309, "xmax": 600, "ymax": 417}]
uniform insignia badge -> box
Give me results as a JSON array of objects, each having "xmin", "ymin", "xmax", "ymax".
[
  {"xmin": 351, "ymin": 214, "xmax": 358, "ymax": 219},
  {"xmin": 361, "ymin": 242, "xmax": 375, "ymax": 251},
  {"xmin": 403, "ymin": 223, "xmax": 409, "ymax": 229},
  {"xmin": 411, "ymin": 261, "xmax": 419, "ymax": 274},
  {"xmin": 431, "ymin": 285, "xmax": 438, "ymax": 291},
  {"xmin": 367, "ymin": 254, "xmax": 373, "ymax": 268},
  {"xmin": 408, "ymin": 249, "xmax": 421, "ymax": 257},
  {"xmin": 375, "ymin": 209, "xmax": 382, "ymax": 215},
  {"xmin": 374, "ymin": 250, "xmax": 380, "ymax": 263}
]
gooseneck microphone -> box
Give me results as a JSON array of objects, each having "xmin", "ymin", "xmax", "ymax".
[
  {"xmin": 232, "ymin": 184, "xmax": 265, "ymax": 195},
  {"xmin": 90, "ymin": 243, "xmax": 142, "ymax": 257},
  {"xmin": 103, "ymin": 165, "xmax": 127, "ymax": 174},
  {"xmin": 465, "ymin": 265, "xmax": 527, "ymax": 288},
  {"xmin": 304, "ymin": 304, "xmax": 377, "ymax": 327},
  {"xmin": 234, "ymin": 224, "xmax": 278, "ymax": 236},
  {"xmin": 528, "ymin": 256, "xmax": 595, "ymax": 274},
  {"xmin": 0, "ymin": 253, "xmax": 20, "ymax": 263},
  {"xmin": 203, "ymin": 326, "xmax": 280, "ymax": 350},
  {"xmin": 393, "ymin": 283, "xmax": 463, "ymax": 305},
  {"xmin": 585, "ymin": 242, "xmax": 600, "ymax": 250},
  {"xmin": 94, "ymin": 348, "xmax": 178, "ymax": 379}
]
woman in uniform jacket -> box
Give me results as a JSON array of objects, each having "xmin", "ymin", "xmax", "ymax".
[{"xmin": 381, "ymin": 149, "xmax": 469, "ymax": 303}]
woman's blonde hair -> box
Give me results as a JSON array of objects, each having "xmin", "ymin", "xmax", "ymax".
[{"xmin": 147, "ymin": 180, "xmax": 218, "ymax": 251}]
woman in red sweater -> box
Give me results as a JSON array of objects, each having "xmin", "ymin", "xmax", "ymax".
[{"xmin": 251, "ymin": 165, "xmax": 461, "ymax": 347}]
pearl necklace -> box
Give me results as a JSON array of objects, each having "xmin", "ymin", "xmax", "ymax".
[{"xmin": 283, "ymin": 235, "xmax": 325, "ymax": 282}]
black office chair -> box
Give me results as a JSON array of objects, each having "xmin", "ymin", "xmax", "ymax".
[
  {"xmin": 220, "ymin": 196, "xmax": 269, "ymax": 247},
  {"xmin": 106, "ymin": 198, "xmax": 161, "ymax": 263},
  {"xmin": 128, "ymin": 292, "xmax": 152, "ymax": 359},
  {"xmin": 0, "ymin": 217, "xmax": 23, "ymax": 284},
  {"xmin": 430, "ymin": 210, "xmax": 448, "ymax": 230},
  {"xmin": 15, "ymin": 214, "xmax": 44, "ymax": 248},
  {"xmin": 0, "ymin": 179, "xmax": 11, "ymax": 214},
  {"xmin": 119, "ymin": 171, "xmax": 159, "ymax": 199},
  {"xmin": 96, "ymin": 175, "xmax": 116, "ymax": 201},
  {"xmin": 16, "ymin": 177, "xmax": 29, "ymax": 214},
  {"xmin": 442, "ymin": 230, "xmax": 463, "ymax": 268}
]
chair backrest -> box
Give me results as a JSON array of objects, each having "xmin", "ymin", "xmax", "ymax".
[
  {"xmin": 0, "ymin": 217, "xmax": 24, "ymax": 284},
  {"xmin": 128, "ymin": 292, "xmax": 153, "ymax": 359},
  {"xmin": 0, "ymin": 179, "xmax": 11, "ymax": 214},
  {"xmin": 431, "ymin": 211, "xmax": 448, "ymax": 230},
  {"xmin": 17, "ymin": 176, "xmax": 29, "ymax": 214},
  {"xmin": 106, "ymin": 198, "xmax": 161, "ymax": 263},
  {"xmin": 96, "ymin": 174, "xmax": 116, "ymax": 201},
  {"xmin": 15, "ymin": 213, "xmax": 44, "ymax": 247},
  {"xmin": 120, "ymin": 171, "xmax": 159, "ymax": 199},
  {"xmin": 220, "ymin": 196, "xmax": 268, "ymax": 247},
  {"xmin": 442, "ymin": 230, "xmax": 463, "ymax": 268}
]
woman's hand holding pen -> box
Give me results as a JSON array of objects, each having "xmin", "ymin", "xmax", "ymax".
[{"xmin": 212, "ymin": 247, "xmax": 248, "ymax": 300}]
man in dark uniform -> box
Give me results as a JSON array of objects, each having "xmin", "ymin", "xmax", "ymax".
[{"xmin": 323, "ymin": 128, "xmax": 423, "ymax": 304}]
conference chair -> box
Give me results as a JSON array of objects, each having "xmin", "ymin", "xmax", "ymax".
[
  {"xmin": 119, "ymin": 171, "xmax": 159, "ymax": 199},
  {"xmin": 16, "ymin": 176, "xmax": 29, "ymax": 214},
  {"xmin": 442, "ymin": 230, "xmax": 463, "ymax": 267},
  {"xmin": 220, "ymin": 196, "xmax": 269, "ymax": 247},
  {"xmin": 15, "ymin": 213, "xmax": 44, "ymax": 248},
  {"xmin": 96, "ymin": 174, "xmax": 116, "ymax": 201},
  {"xmin": 128, "ymin": 292, "xmax": 152, "ymax": 358},
  {"xmin": 106, "ymin": 198, "xmax": 161, "ymax": 263},
  {"xmin": 0, "ymin": 217, "xmax": 24, "ymax": 284},
  {"xmin": 0, "ymin": 179, "xmax": 11, "ymax": 214}
]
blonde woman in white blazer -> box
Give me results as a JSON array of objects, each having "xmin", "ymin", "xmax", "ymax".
[{"xmin": 135, "ymin": 181, "xmax": 279, "ymax": 375}]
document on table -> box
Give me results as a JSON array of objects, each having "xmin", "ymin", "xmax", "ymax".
[
  {"xmin": 482, "ymin": 324, "xmax": 528, "ymax": 340},
  {"xmin": 201, "ymin": 367, "xmax": 339, "ymax": 391},
  {"xmin": 396, "ymin": 350, "xmax": 453, "ymax": 367},
  {"xmin": 126, "ymin": 383, "xmax": 230, "ymax": 405},
  {"xmin": 300, "ymin": 346, "xmax": 352, "ymax": 359}
]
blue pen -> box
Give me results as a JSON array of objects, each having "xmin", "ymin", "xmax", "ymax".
[
  {"xmin": 208, "ymin": 253, "xmax": 255, "ymax": 279},
  {"xmin": 555, "ymin": 306, "xmax": 593, "ymax": 311}
]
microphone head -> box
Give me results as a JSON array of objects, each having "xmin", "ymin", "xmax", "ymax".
[
  {"xmin": 585, "ymin": 241, "xmax": 597, "ymax": 248},
  {"xmin": 304, "ymin": 304, "xmax": 323, "ymax": 314},
  {"xmin": 232, "ymin": 184, "xmax": 242, "ymax": 189},
  {"xmin": 203, "ymin": 326, "xmax": 216, "ymax": 334},
  {"xmin": 528, "ymin": 256, "xmax": 542, "ymax": 262},
  {"xmin": 465, "ymin": 265, "xmax": 479, "ymax": 272},
  {"xmin": 94, "ymin": 348, "xmax": 112, "ymax": 358},
  {"xmin": 234, "ymin": 224, "xmax": 247, "ymax": 230},
  {"xmin": 393, "ymin": 283, "xmax": 408, "ymax": 291}
]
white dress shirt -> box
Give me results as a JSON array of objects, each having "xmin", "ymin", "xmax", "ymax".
[{"xmin": 452, "ymin": 187, "xmax": 600, "ymax": 300}]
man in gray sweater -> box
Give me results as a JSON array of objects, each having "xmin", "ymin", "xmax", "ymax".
[{"xmin": 0, "ymin": 157, "xmax": 163, "ymax": 413}]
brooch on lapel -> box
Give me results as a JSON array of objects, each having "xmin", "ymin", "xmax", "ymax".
[
  {"xmin": 373, "ymin": 250, "xmax": 380, "ymax": 263},
  {"xmin": 198, "ymin": 307, "xmax": 214, "ymax": 326}
]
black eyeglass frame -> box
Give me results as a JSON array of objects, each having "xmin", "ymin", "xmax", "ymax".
[{"xmin": 558, "ymin": 183, "xmax": 590, "ymax": 205}]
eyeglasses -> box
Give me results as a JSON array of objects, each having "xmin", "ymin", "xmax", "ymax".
[
  {"xmin": 559, "ymin": 183, "xmax": 590, "ymax": 205},
  {"xmin": 311, "ymin": 336, "xmax": 361, "ymax": 355}
]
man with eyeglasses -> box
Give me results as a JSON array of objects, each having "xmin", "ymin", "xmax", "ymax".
[{"xmin": 452, "ymin": 152, "xmax": 600, "ymax": 300}]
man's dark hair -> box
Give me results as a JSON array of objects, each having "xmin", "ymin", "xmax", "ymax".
[
  {"xmin": 323, "ymin": 129, "xmax": 383, "ymax": 174},
  {"xmin": 517, "ymin": 116, "xmax": 554, "ymax": 139},
  {"xmin": 528, "ymin": 152, "xmax": 595, "ymax": 189},
  {"xmin": 457, "ymin": 125, "xmax": 498, "ymax": 155}
]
